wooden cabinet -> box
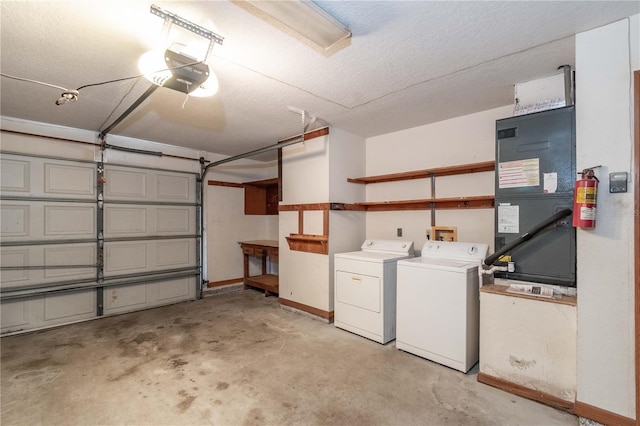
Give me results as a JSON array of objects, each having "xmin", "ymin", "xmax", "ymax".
[
  {"xmin": 244, "ymin": 178, "xmax": 278, "ymax": 215},
  {"xmin": 347, "ymin": 160, "xmax": 495, "ymax": 211},
  {"xmin": 238, "ymin": 240, "xmax": 278, "ymax": 296}
]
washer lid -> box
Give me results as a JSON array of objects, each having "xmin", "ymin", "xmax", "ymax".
[
  {"xmin": 398, "ymin": 256, "xmax": 479, "ymax": 272},
  {"xmin": 419, "ymin": 241, "xmax": 489, "ymax": 262}
]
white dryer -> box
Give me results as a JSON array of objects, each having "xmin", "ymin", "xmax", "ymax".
[
  {"xmin": 334, "ymin": 240, "xmax": 414, "ymax": 344},
  {"xmin": 396, "ymin": 241, "xmax": 488, "ymax": 372}
]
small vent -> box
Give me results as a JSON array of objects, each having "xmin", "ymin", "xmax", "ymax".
[{"xmin": 497, "ymin": 127, "xmax": 517, "ymax": 139}]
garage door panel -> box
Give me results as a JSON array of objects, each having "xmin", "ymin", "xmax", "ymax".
[
  {"xmin": 43, "ymin": 245, "xmax": 96, "ymax": 279},
  {"xmin": 104, "ymin": 284, "xmax": 148, "ymax": 312},
  {"xmin": 1, "ymin": 299, "xmax": 30, "ymax": 329},
  {"xmin": 44, "ymin": 291, "xmax": 95, "ymax": 320},
  {"xmin": 155, "ymin": 240, "xmax": 195, "ymax": 267},
  {"xmin": 1, "ymin": 244, "xmax": 96, "ymax": 288},
  {"xmin": 154, "ymin": 278, "xmax": 193, "ymax": 302},
  {"xmin": 104, "ymin": 168, "xmax": 147, "ymax": 199},
  {"xmin": 103, "ymin": 166, "xmax": 196, "ymax": 204},
  {"xmin": 104, "ymin": 206, "xmax": 147, "ymax": 235},
  {"xmin": 1, "ymin": 158, "xmax": 30, "ymax": 192},
  {"xmin": 1, "ymin": 249, "xmax": 30, "ymax": 284},
  {"xmin": 1, "ymin": 202, "xmax": 96, "ymax": 242},
  {"xmin": 1, "ymin": 204, "xmax": 30, "ymax": 238},
  {"xmin": 156, "ymin": 207, "xmax": 193, "ymax": 233},
  {"xmin": 103, "ymin": 277, "xmax": 196, "ymax": 316},
  {"xmin": 103, "ymin": 205, "xmax": 195, "ymax": 237},
  {"xmin": 103, "ymin": 239, "xmax": 196, "ymax": 277},
  {"xmin": 1, "ymin": 290, "xmax": 97, "ymax": 334},
  {"xmin": 44, "ymin": 205, "xmax": 95, "ymax": 237},
  {"xmin": 156, "ymin": 173, "xmax": 191, "ymax": 201},
  {"xmin": 44, "ymin": 163, "xmax": 95, "ymax": 196},
  {"xmin": 104, "ymin": 242, "xmax": 148, "ymax": 274},
  {"xmin": 0, "ymin": 154, "xmax": 96, "ymax": 199}
]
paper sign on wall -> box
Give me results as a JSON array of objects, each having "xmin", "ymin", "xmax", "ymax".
[
  {"xmin": 498, "ymin": 158, "xmax": 540, "ymax": 189},
  {"xmin": 498, "ymin": 204, "xmax": 519, "ymax": 234}
]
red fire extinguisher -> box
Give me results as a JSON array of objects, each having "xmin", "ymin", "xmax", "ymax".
[{"xmin": 573, "ymin": 168, "xmax": 599, "ymax": 228}]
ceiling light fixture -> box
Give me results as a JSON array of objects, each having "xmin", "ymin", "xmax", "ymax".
[
  {"xmin": 245, "ymin": 0, "xmax": 351, "ymax": 51},
  {"xmin": 139, "ymin": 5, "xmax": 224, "ymax": 97}
]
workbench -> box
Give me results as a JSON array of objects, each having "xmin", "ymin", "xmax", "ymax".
[{"xmin": 238, "ymin": 240, "xmax": 279, "ymax": 296}]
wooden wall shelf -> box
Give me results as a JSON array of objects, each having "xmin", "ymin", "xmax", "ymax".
[
  {"xmin": 354, "ymin": 195, "xmax": 494, "ymax": 211},
  {"xmin": 347, "ymin": 161, "xmax": 496, "ymax": 213},
  {"xmin": 347, "ymin": 160, "xmax": 495, "ymax": 184},
  {"xmin": 285, "ymin": 234, "xmax": 329, "ymax": 255}
]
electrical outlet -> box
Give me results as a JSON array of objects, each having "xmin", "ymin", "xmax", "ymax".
[{"xmin": 397, "ymin": 228, "xmax": 402, "ymax": 237}]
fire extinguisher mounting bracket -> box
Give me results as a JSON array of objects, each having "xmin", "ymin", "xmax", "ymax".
[{"xmin": 578, "ymin": 166, "xmax": 601, "ymax": 181}]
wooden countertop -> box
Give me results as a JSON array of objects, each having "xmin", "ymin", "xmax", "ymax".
[
  {"xmin": 238, "ymin": 240, "xmax": 278, "ymax": 248},
  {"xmin": 481, "ymin": 284, "xmax": 577, "ymax": 306}
]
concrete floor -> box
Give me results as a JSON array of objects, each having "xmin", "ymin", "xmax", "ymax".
[{"xmin": 1, "ymin": 289, "xmax": 578, "ymax": 425}]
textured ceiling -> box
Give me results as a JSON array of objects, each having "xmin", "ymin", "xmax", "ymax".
[{"xmin": 1, "ymin": 1, "xmax": 638, "ymax": 161}]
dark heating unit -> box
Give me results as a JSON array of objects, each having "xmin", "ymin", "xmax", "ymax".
[{"xmin": 494, "ymin": 106, "xmax": 576, "ymax": 287}]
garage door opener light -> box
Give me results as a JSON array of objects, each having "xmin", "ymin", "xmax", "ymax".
[{"xmin": 138, "ymin": 5, "xmax": 224, "ymax": 97}]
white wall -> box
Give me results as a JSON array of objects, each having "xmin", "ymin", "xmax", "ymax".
[
  {"xmin": 281, "ymin": 135, "xmax": 330, "ymax": 203},
  {"xmin": 575, "ymin": 16, "xmax": 638, "ymax": 419},
  {"xmin": 279, "ymin": 129, "xmax": 365, "ymax": 312},
  {"xmin": 279, "ymin": 134, "xmax": 331, "ymax": 309},
  {"xmin": 364, "ymin": 106, "xmax": 513, "ymax": 251},
  {"xmin": 329, "ymin": 127, "xmax": 367, "ymax": 204},
  {"xmin": 327, "ymin": 128, "xmax": 367, "ymax": 310}
]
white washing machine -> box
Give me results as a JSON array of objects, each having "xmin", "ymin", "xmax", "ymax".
[
  {"xmin": 396, "ymin": 241, "xmax": 489, "ymax": 372},
  {"xmin": 334, "ymin": 240, "xmax": 414, "ymax": 344}
]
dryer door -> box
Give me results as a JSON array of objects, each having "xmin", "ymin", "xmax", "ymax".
[{"xmin": 335, "ymin": 271, "xmax": 380, "ymax": 313}]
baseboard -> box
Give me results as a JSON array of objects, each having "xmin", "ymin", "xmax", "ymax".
[
  {"xmin": 574, "ymin": 401, "xmax": 636, "ymax": 426},
  {"xmin": 278, "ymin": 297, "xmax": 334, "ymax": 321},
  {"xmin": 477, "ymin": 372, "xmax": 574, "ymax": 412},
  {"xmin": 207, "ymin": 278, "xmax": 244, "ymax": 288}
]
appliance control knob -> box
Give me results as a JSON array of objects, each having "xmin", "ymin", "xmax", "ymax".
[
  {"xmin": 366, "ymin": 241, "xmax": 372, "ymax": 245},
  {"xmin": 402, "ymin": 244, "xmax": 406, "ymax": 248},
  {"xmin": 467, "ymin": 246, "xmax": 478, "ymax": 254}
]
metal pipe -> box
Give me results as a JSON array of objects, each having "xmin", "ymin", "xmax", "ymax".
[
  {"xmin": 483, "ymin": 208, "xmax": 572, "ymax": 266},
  {"xmin": 1, "ymin": 238, "xmax": 97, "ymax": 247},
  {"xmin": 102, "ymin": 234, "xmax": 200, "ymax": 243},
  {"xmin": 203, "ymin": 135, "xmax": 305, "ymax": 174},
  {"xmin": 0, "ymin": 265, "xmax": 97, "ymax": 270},
  {"xmin": 103, "ymin": 143, "xmax": 162, "ymax": 157},
  {"xmin": 0, "ymin": 196, "xmax": 97, "ymax": 203},
  {"xmin": 0, "ymin": 270, "xmax": 199, "ymax": 299},
  {"xmin": 98, "ymin": 85, "xmax": 158, "ymax": 139},
  {"xmin": 102, "ymin": 267, "xmax": 199, "ymax": 282},
  {"xmin": 102, "ymin": 200, "xmax": 199, "ymax": 207}
]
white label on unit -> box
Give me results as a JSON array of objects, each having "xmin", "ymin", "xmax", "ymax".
[
  {"xmin": 498, "ymin": 204, "xmax": 520, "ymax": 234},
  {"xmin": 498, "ymin": 158, "xmax": 540, "ymax": 189},
  {"xmin": 543, "ymin": 172, "xmax": 558, "ymax": 194}
]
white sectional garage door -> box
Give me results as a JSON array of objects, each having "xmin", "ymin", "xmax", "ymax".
[{"xmin": 1, "ymin": 153, "xmax": 201, "ymax": 333}]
